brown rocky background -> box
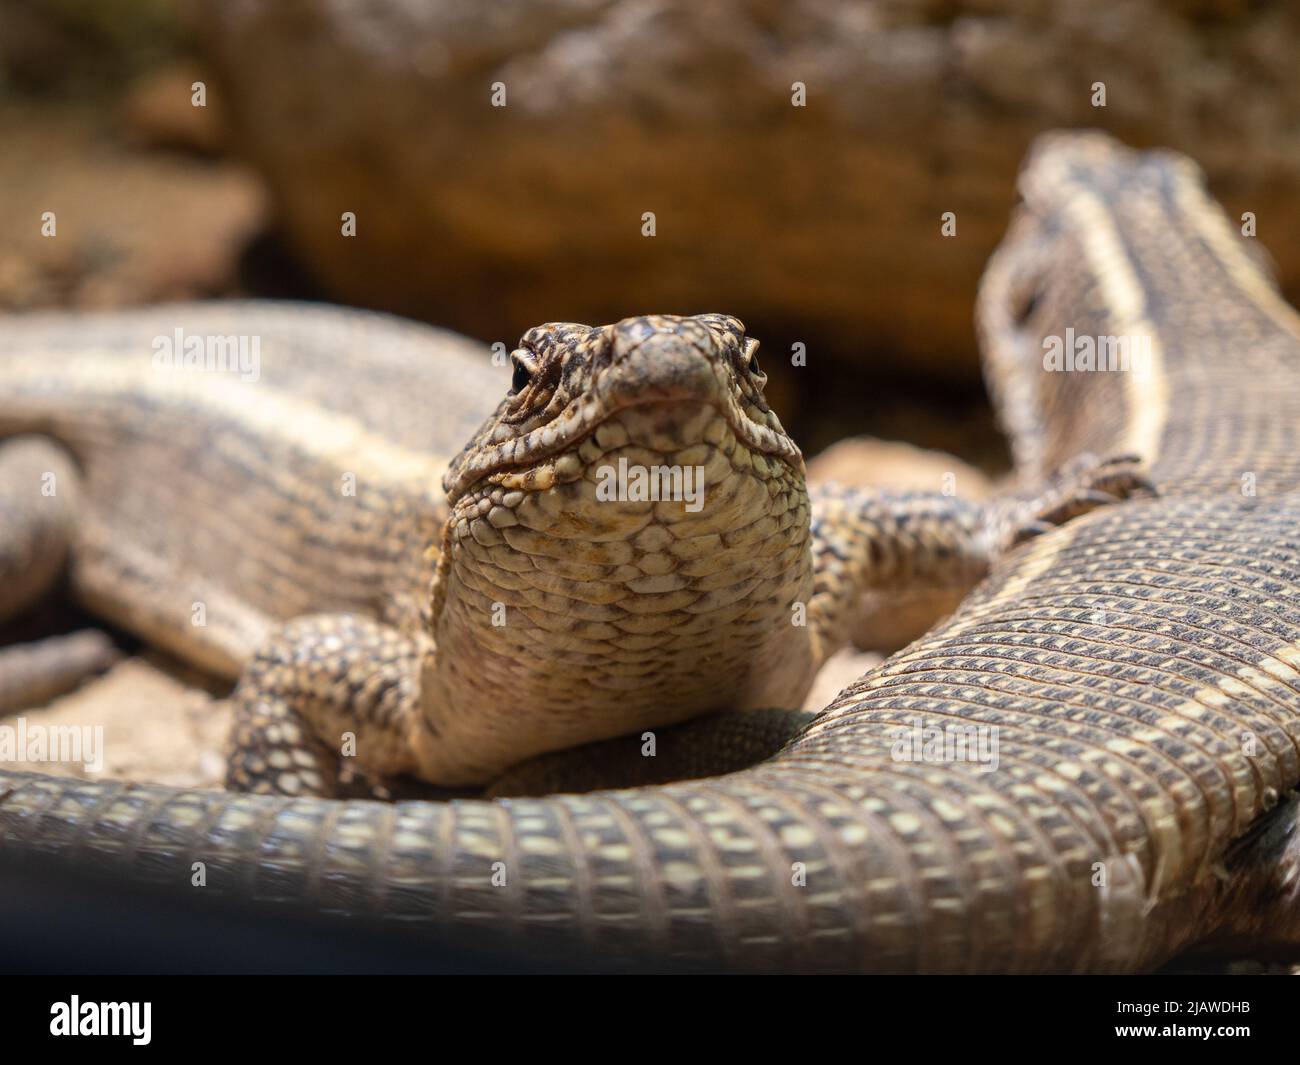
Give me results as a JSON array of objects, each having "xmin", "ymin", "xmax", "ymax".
[
  {"xmin": 188, "ymin": 0, "xmax": 1300, "ymax": 452},
  {"xmin": 6, "ymin": 1, "xmax": 1300, "ymax": 450}
]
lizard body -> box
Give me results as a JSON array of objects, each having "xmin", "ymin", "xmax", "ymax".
[
  {"xmin": 1, "ymin": 133, "xmax": 1297, "ymax": 970},
  {"xmin": 0, "ymin": 303, "xmax": 499, "ymax": 675},
  {"xmin": 2, "ymin": 309, "xmax": 1028, "ymax": 791}
]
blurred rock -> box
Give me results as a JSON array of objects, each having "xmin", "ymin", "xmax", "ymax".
[
  {"xmin": 19, "ymin": 653, "xmax": 230, "ymax": 789},
  {"xmin": 191, "ymin": 0, "xmax": 1300, "ymax": 381},
  {"xmin": 117, "ymin": 62, "xmax": 229, "ymax": 156},
  {"xmin": 806, "ymin": 436, "xmax": 994, "ymax": 498},
  {"xmin": 0, "ymin": 102, "xmax": 264, "ymax": 311}
]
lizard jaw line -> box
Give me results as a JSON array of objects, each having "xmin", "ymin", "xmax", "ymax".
[{"xmin": 445, "ymin": 393, "xmax": 801, "ymax": 505}]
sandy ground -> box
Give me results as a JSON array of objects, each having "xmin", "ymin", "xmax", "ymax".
[{"xmin": 11, "ymin": 654, "xmax": 230, "ymax": 788}]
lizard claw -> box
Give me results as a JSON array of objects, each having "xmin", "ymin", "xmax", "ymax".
[
  {"xmin": 1008, "ymin": 519, "xmax": 1056, "ymax": 546},
  {"xmin": 1000, "ymin": 452, "xmax": 1156, "ymax": 549}
]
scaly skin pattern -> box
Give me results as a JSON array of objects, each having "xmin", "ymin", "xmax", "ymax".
[
  {"xmin": 0, "ymin": 303, "xmax": 502, "ymax": 676},
  {"xmin": 420, "ymin": 314, "xmax": 819, "ymax": 783},
  {"xmin": 1, "ymin": 132, "xmax": 1297, "ymax": 971},
  {"xmin": 227, "ymin": 312, "xmax": 1029, "ymax": 795},
  {"xmin": 0, "ymin": 300, "xmax": 1020, "ymax": 800}
]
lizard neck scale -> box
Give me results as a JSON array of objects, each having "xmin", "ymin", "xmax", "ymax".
[{"xmin": 418, "ymin": 314, "xmax": 816, "ymax": 783}]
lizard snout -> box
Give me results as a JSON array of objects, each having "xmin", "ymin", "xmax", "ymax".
[{"xmin": 598, "ymin": 321, "xmax": 725, "ymax": 409}]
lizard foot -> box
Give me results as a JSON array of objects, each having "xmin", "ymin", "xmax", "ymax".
[
  {"xmin": 1001, "ymin": 452, "xmax": 1156, "ymax": 548},
  {"xmin": 225, "ymin": 613, "xmax": 426, "ymax": 799}
]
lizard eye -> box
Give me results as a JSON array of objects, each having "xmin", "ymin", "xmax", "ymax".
[{"xmin": 510, "ymin": 354, "xmax": 533, "ymax": 394}]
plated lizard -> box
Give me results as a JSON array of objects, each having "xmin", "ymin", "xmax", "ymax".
[{"xmin": 1, "ymin": 132, "xmax": 1298, "ymax": 971}]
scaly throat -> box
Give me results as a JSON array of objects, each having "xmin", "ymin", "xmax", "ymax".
[{"xmin": 419, "ymin": 399, "xmax": 814, "ymax": 785}]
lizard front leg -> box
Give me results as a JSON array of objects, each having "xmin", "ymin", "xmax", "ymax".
[
  {"xmin": 225, "ymin": 613, "xmax": 431, "ymax": 798},
  {"xmin": 806, "ymin": 486, "xmax": 991, "ymax": 668},
  {"xmin": 808, "ymin": 452, "xmax": 1153, "ymax": 668}
]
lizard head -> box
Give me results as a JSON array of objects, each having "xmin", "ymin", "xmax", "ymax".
[
  {"xmin": 424, "ymin": 314, "xmax": 815, "ymax": 784},
  {"xmin": 442, "ymin": 313, "xmax": 803, "ymax": 502}
]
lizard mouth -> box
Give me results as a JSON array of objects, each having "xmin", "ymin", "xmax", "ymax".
[
  {"xmin": 445, "ymin": 394, "xmax": 800, "ymax": 506},
  {"xmin": 444, "ymin": 347, "xmax": 803, "ymax": 505}
]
